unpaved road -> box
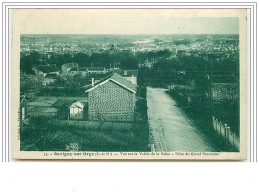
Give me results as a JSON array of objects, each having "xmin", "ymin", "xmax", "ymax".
[{"xmin": 147, "ymin": 87, "xmax": 217, "ymax": 152}]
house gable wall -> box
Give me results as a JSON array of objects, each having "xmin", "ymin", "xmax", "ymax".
[{"xmin": 88, "ymin": 80, "xmax": 135, "ymax": 121}]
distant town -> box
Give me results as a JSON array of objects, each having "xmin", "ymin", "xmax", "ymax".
[{"xmin": 20, "ymin": 34, "xmax": 240, "ymax": 152}]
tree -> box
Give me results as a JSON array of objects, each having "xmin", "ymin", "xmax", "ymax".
[
  {"xmin": 120, "ymin": 57, "xmax": 138, "ymax": 69},
  {"xmin": 156, "ymin": 49, "xmax": 171, "ymax": 58},
  {"xmin": 74, "ymin": 53, "xmax": 90, "ymax": 67},
  {"xmin": 20, "ymin": 73, "xmax": 31, "ymax": 93},
  {"xmin": 20, "ymin": 73, "xmax": 44, "ymax": 94},
  {"xmin": 20, "ymin": 55, "xmax": 34, "ymax": 74},
  {"xmin": 20, "ymin": 51, "xmax": 41, "ymax": 74}
]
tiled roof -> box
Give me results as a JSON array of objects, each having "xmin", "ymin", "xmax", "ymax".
[
  {"xmin": 62, "ymin": 63, "xmax": 77, "ymax": 68},
  {"xmin": 85, "ymin": 73, "xmax": 137, "ymax": 93},
  {"xmin": 69, "ymin": 101, "xmax": 87, "ymax": 108},
  {"xmin": 110, "ymin": 73, "xmax": 137, "ymax": 92}
]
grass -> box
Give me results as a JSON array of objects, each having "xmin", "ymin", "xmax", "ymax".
[{"xmin": 20, "ymin": 117, "xmax": 149, "ymax": 152}]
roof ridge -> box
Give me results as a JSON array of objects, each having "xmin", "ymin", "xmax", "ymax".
[{"xmin": 85, "ymin": 72, "xmax": 137, "ymax": 93}]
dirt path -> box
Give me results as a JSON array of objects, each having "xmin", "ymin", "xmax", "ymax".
[{"xmin": 147, "ymin": 87, "xmax": 217, "ymax": 152}]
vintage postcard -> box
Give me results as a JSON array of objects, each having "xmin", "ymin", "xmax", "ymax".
[{"xmin": 12, "ymin": 9, "xmax": 247, "ymax": 160}]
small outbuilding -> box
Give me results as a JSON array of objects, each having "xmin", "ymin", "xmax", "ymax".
[
  {"xmin": 53, "ymin": 100, "xmax": 88, "ymax": 120},
  {"xmin": 69, "ymin": 101, "xmax": 87, "ymax": 119}
]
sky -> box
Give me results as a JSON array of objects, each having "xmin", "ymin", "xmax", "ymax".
[{"xmin": 14, "ymin": 9, "xmax": 241, "ymax": 34}]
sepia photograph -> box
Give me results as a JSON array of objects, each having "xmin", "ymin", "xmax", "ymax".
[{"xmin": 11, "ymin": 9, "xmax": 247, "ymax": 159}]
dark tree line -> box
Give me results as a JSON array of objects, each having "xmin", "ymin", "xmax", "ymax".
[{"xmin": 20, "ymin": 49, "xmax": 176, "ymax": 75}]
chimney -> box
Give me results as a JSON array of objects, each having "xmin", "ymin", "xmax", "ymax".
[
  {"xmin": 91, "ymin": 78, "xmax": 94, "ymax": 87},
  {"xmin": 131, "ymin": 75, "xmax": 134, "ymax": 84}
]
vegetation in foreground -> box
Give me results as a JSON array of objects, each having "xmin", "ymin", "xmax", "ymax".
[{"xmin": 20, "ymin": 117, "xmax": 149, "ymax": 152}]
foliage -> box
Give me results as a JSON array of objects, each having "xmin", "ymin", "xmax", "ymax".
[
  {"xmin": 20, "ymin": 117, "xmax": 149, "ymax": 152},
  {"xmin": 74, "ymin": 53, "xmax": 90, "ymax": 67},
  {"xmin": 20, "ymin": 51, "xmax": 41, "ymax": 74},
  {"xmin": 65, "ymin": 142, "xmax": 81, "ymax": 151},
  {"xmin": 20, "ymin": 72, "xmax": 44, "ymax": 94}
]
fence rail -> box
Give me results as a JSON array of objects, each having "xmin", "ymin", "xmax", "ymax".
[{"xmin": 212, "ymin": 116, "xmax": 240, "ymax": 150}]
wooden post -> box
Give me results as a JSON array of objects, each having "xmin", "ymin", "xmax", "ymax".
[
  {"xmin": 219, "ymin": 120, "xmax": 221, "ymax": 134},
  {"xmin": 219, "ymin": 120, "xmax": 221, "ymax": 135},
  {"xmin": 212, "ymin": 116, "xmax": 218, "ymax": 131},
  {"xmin": 227, "ymin": 126, "xmax": 230, "ymax": 142},
  {"xmin": 219, "ymin": 121, "xmax": 222, "ymax": 135},
  {"xmin": 224, "ymin": 124, "xmax": 228, "ymax": 138},
  {"xmin": 224, "ymin": 124, "xmax": 228, "ymax": 145},
  {"xmin": 77, "ymin": 107, "xmax": 79, "ymax": 124}
]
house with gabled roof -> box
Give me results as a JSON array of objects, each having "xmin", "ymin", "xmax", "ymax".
[
  {"xmin": 114, "ymin": 69, "xmax": 138, "ymax": 85},
  {"xmin": 85, "ymin": 73, "xmax": 137, "ymax": 121},
  {"xmin": 68, "ymin": 67, "xmax": 88, "ymax": 77},
  {"xmin": 62, "ymin": 63, "xmax": 78, "ymax": 75},
  {"xmin": 86, "ymin": 67, "xmax": 107, "ymax": 75}
]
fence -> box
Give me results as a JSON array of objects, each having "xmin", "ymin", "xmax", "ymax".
[
  {"xmin": 212, "ymin": 116, "xmax": 240, "ymax": 150},
  {"xmin": 24, "ymin": 105, "xmax": 137, "ymax": 122}
]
